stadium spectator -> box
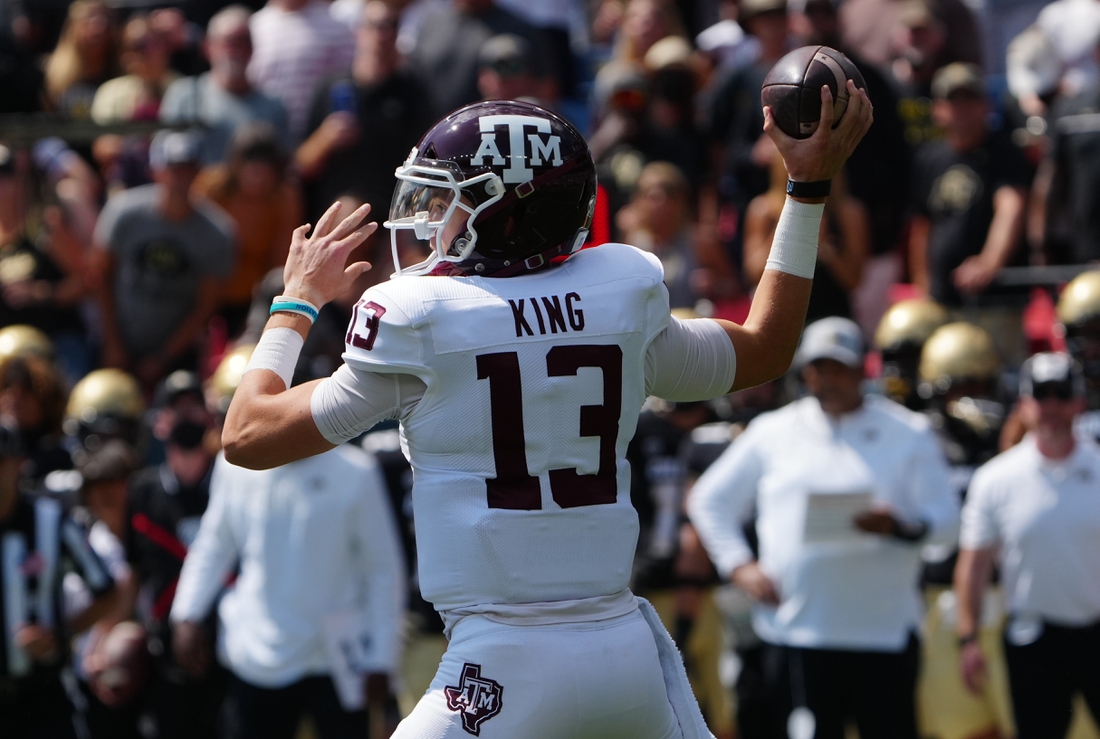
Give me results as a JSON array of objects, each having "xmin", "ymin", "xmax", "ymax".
[
  {"xmin": 407, "ymin": 0, "xmax": 551, "ymax": 117},
  {"xmin": 125, "ymin": 377, "xmax": 222, "ymax": 739},
  {"xmin": 494, "ymin": 0, "xmax": 575, "ymax": 100},
  {"xmin": 611, "ymin": 0, "xmax": 687, "ymax": 70},
  {"xmin": 0, "ymin": 143, "xmax": 92, "ymax": 379},
  {"xmin": 0, "ymin": 354, "xmax": 72, "ymax": 485},
  {"xmin": 91, "ymin": 15, "xmax": 178, "ymax": 124},
  {"xmin": 476, "ymin": 34, "xmax": 542, "ymax": 103},
  {"xmin": 92, "ymin": 130, "xmax": 236, "ymax": 389},
  {"xmin": 44, "ymin": 0, "xmax": 119, "ymax": 120},
  {"xmin": 297, "ymin": 0, "xmax": 432, "ymax": 223},
  {"xmin": 884, "ymin": 1, "xmax": 950, "ymax": 148},
  {"xmin": 194, "ymin": 123, "xmax": 300, "ymax": 338},
  {"xmin": 0, "ymin": 422, "xmax": 116, "ymax": 739},
  {"xmin": 641, "ymin": 37, "xmax": 708, "ymax": 191},
  {"xmin": 955, "ymin": 352, "xmax": 1100, "ymax": 739},
  {"xmin": 689, "ymin": 317, "xmax": 958, "ymax": 739},
  {"xmin": 617, "ymin": 161, "xmax": 705, "ymax": 309},
  {"xmin": 840, "ymin": 0, "xmax": 983, "ymax": 71},
  {"xmin": 706, "ymin": 0, "xmax": 791, "ymax": 276},
  {"xmin": 161, "ymin": 6, "xmax": 291, "ymax": 166},
  {"xmin": 909, "ymin": 63, "xmax": 1031, "ymax": 360},
  {"xmin": 789, "ymin": 0, "xmax": 912, "ymax": 338},
  {"xmin": 744, "ymin": 139, "xmax": 869, "ymax": 323},
  {"xmin": 1035, "ymin": 0, "xmax": 1100, "ymax": 97},
  {"xmin": 1031, "ymin": 37, "xmax": 1100, "ymax": 266},
  {"xmin": 248, "ymin": 0, "xmax": 355, "ymax": 143},
  {"xmin": 172, "ymin": 351, "xmax": 406, "ymax": 739}
]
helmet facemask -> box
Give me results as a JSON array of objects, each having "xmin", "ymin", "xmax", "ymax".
[{"xmin": 384, "ymin": 154, "xmax": 505, "ymax": 276}]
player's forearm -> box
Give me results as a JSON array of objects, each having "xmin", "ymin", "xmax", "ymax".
[
  {"xmin": 953, "ymin": 547, "xmax": 995, "ymax": 638},
  {"xmin": 718, "ymin": 197, "xmax": 821, "ymax": 390},
  {"xmin": 980, "ymin": 186, "xmax": 1026, "ymax": 271},
  {"xmin": 222, "ymin": 314, "xmax": 334, "ymax": 469}
]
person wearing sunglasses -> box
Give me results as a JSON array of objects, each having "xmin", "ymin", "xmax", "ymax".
[{"xmin": 954, "ymin": 352, "xmax": 1100, "ymax": 739}]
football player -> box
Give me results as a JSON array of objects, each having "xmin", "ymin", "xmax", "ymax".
[{"xmin": 221, "ymin": 86, "xmax": 871, "ymax": 739}]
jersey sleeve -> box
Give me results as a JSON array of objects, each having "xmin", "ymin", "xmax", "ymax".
[
  {"xmin": 341, "ymin": 284, "xmax": 430, "ymax": 377},
  {"xmin": 645, "ymin": 317, "xmax": 737, "ymax": 401}
]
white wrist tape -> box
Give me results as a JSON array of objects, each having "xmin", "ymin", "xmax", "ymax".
[
  {"xmin": 244, "ymin": 327, "xmax": 304, "ymax": 390},
  {"xmin": 764, "ymin": 197, "xmax": 825, "ymax": 279}
]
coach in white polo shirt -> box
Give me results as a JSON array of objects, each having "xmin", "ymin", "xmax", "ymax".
[
  {"xmin": 955, "ymin": 352, "xmax": 1100, "ymax": 739},
  {"xmin": 689, "ymin": 317, "xmax": 958, "ymax": 739}
]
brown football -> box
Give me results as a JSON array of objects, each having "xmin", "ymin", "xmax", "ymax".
[{"xmin": 761, "ymin": 46, "xmax": 867, "ymax": 139}]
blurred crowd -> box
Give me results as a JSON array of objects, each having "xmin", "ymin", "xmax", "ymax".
[{"xmin": 1, "ymin": 0, "xmax": 1100, "ymax": 738}]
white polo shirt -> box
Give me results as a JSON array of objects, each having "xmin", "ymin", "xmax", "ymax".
[
  {"xmin": 960, "ymin": 435, "xmax": 1100, "ymax": 626},
  {"xmin": 688, "ymin": 394, "xmax": 959, "ymax": 651}
]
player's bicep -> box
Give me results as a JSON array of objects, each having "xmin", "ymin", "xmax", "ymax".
[
  {"xmin": 311, "ymin": 362, "xmax": 425, "ymax": 444},
  {"xmin": 645, "ymin": 317, "xmax": 736, "ymax": 401}
]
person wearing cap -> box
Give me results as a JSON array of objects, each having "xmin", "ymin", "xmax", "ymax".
[
  {"xmin": 0, "ymin": 422, "xmax": 117, "ymax": 738},
  {"xmin": 296, "ymin": 0, "xmax": 432, "ymax": 226},
  {"xmin": 160, "ymin": 6, "xmax": 291, "ymax": 166},
  {"xmin": 92, "ymin": 129, "xmax": 236, "ymax": 391},
  {"xmin": 908, "ymin": 63, "xmax": 1031, "ymax": 361},
  {"xmin": 955, "ymin": 352, "xmax": 1100, "ymax": 739},
  {"xmin": 689, "ymin": 316, "xmax": 958, "ymax": 739},
  {"xmin": 476, "ymin": 33, "xmax": 541, "ymax": 103}
]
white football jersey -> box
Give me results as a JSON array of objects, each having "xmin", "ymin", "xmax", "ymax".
[{"xmin": 342, "ymin": 244, "xmax": 671, "ymax": 611}]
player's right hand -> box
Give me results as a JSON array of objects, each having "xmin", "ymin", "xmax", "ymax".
[
  {"xmin": 764, "ymin": 79, "xmax": 873, "ymax": 185},
  {"xmin": 959, "ymin": 640, "xmax": 988, "ymax": 694},
  {"xmin": 283, "ymin": 201, "xmax": 376, "ymax": 308},
  {"xmin": 732, "ymin": 561, "xmax": 781, "ymax": 606}
]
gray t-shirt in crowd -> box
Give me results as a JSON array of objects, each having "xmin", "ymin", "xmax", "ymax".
[
  {"xmin": 94, "ymin": 184, "xmax": 236, "ymax": 358},
  {"xmin": 160, "ymin": 73, "xmax": 290, "ymax": 165}
]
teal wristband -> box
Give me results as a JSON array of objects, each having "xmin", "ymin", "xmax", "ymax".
[{"xmin": 269, "ymin": 296, "xmax": 319, "ymax": 324}]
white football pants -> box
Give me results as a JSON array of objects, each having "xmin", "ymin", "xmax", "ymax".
[{"xmin": 391, "ymin": 608, "xmax": 683, "ymax": 739}]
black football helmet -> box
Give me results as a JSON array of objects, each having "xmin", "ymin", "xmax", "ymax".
[{"xmin": 384, "ymin": 100, "xmax": 597, "ymax": 277}]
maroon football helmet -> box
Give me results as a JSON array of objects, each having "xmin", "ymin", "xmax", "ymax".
[{"xmin": 384, "ymin": 100, "xmax": 597, "ymax": 277}]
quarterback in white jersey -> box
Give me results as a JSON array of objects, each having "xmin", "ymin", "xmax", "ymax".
[{"xmin": 223, "ymin": 91, "xmax": 872, "ymax": 739}]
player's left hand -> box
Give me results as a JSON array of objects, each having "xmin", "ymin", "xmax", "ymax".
[
  {"xmin": 283, "ymin": 201, "xmax": 376, "ymax": 308},
  {"xmin": 853, "ymin": 508, "xmax": 899, "ymax": 535}
]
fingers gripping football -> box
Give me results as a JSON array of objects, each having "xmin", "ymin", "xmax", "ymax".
[
  {"xmin": 283, "ymin": 201, "xmax": 376, "ymax": 307},
  {"xmin": 764, "ymin": 80, "xmax": 873, "ymax": 184}
]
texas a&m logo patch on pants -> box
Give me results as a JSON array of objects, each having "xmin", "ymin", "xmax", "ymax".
[{"xmin": 444, "ymin": 663, "xmax": 503, "ymax": 735}]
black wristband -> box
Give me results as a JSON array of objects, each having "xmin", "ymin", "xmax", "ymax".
[
  {"xmin": 958, "ymin": 633, "xmax": 978, "ymax": 648},
  {"xmin": 786, "ymin": 179, "xmax": 832, "ymax": 198}
]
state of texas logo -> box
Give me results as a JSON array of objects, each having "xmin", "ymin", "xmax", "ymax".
[{"xmin": 444, "ymin": 663, "xmax": 504, "ymax": 736}]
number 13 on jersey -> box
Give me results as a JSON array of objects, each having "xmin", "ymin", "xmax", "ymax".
[{"xmin": 477, "ymin": 345, "xmax": 623, "ymax": 511}]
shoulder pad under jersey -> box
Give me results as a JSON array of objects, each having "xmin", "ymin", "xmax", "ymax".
[{"xmin": 342, "ymin": 279, "xmax": 429, "ymax": 376}]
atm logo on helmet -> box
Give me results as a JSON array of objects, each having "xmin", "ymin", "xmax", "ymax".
[{"xmin": 472, "ymin": 115, "xmax": 563, "ymax": 184}]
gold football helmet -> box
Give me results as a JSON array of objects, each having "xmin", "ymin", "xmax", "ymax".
[
  {"xmin": 0, "ymin": 325, "xmax": 54, "ymax": 363},
  {"xmin": 919, "ymin": 322, "xmax": 1002, "ymax": 392},
  {"xmin": 64, "ymin": 369, "xmax": 145, "ymax": 449},
  {"xmin": 874, "ymin": 299, "xmax": 950, "ymax": 352},
  {"xmin": 1056, "ymin": 271, "xmax": 1100, "ymax": 328},
  {"xmin": 207, "ymin": 344, "xmax": 254, "ymax": 414}
]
